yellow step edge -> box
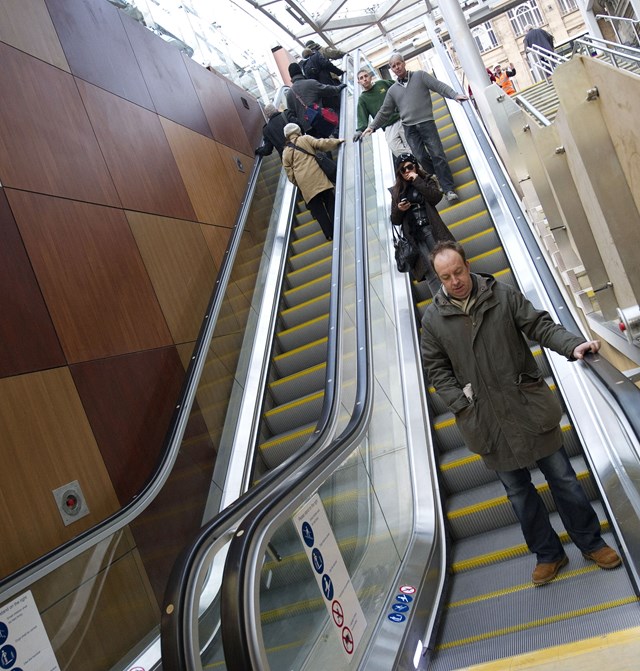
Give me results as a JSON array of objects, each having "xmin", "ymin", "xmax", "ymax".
[
  {"xmin": 259, "ymin": 425, "xmax": 314, "ymax": 450},
  {"xmin": 459, "ymin": 227, "xmax": 496, "ymax": 246},
  {"xmin": 277, "ymin": 312, "xmax": 328, "ymax": 338},
  {"xmin": 436, "ymin": 596, "xmax": 639, "ymax": 652},
  {"xmin": 293, "ymin": 228, "xmax": 325, "ymax": 244},
  {"xmin": 440, "ymin": 193, "xmax": 482, "ymax": 212},
  {"xmin": 452, "ymin": 165, "xmax": 472, "ymax": 178},
  {"xmin": 469, "ymin": 246, "xmax": 503, "ymax": 263},
  {"xmin": 269, "ymin": 362, "xmax": 326, "ymax": 389},
  {"xmin": 264, "ymin": 390, "xmax": 324, "ymax": 417},
  {"xmin": 280, "ymin": 292, "xmax": 330, "ymax": 319},
  {"xmin": 449, "ymin": 471, "xmax": 588, "ymax": 520},
  {"xmin": 440, "ymin": 453, "xmax": 482, "ymax": 472},
  {"xmin": 283, "ymin": 273, "xmax": 331, "ymax": 299},
  {"xmin": 461, "ymin": 624, "xmax": 640, "ymax": 671},
  {"xmin": 453, "ymin": 522, "xmax": 610, "ymax": 573},
  {"xmin": 273, "ymin": 336, "xmax": 327, "ymax": 362},
  {"xmin": 287, "ymin": 256, "xmax": 331, "ymax": 279},
  {"xmin": 290, "ymin": 240, "xmax": 331, "ymax": 262},
  {"xmin": 448, "ymin": 206, "xmax": 488, "ymax": 230}
]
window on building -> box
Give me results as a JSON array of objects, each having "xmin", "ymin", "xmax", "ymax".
[
  {"xmin": 556, "ymin": 0, "xmax": 578, "ymax": 13},
  {"xmin": 508, "ymin": 1, "xmax": 545, "ymax": 36},
  {"xmin": 472, "ymin": 22, "xmax": 499, "ymax": 53}
]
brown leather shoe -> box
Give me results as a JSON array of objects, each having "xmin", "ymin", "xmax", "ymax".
[
  {"xmin": 532, "ymin": 555, "xmax": 568, "ymax": 585},
  {"xmin": 583, "ymin": 544, "xmax": 622, "ymax": 569}
]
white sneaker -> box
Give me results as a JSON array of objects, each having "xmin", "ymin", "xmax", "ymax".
[{"xmin": 446, "ymin": 190, "xmax": 459, "ymax": 202}]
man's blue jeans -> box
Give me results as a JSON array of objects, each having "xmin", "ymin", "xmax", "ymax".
[
  {"xmin": 403, "ymin": 120, "xmax": 455, "ymax": 192},
  {"xmin": 496, "ymin": 447, "xmax": 605, "ymax": 563}
]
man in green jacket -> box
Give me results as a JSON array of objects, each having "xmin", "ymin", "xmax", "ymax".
[
  {"xmin": 421, "ymin": 241, "xmax": 621, "ymax": 585},
  {"xmin": 353, "ymin": 69, "xmax": 409, "ymax": 158}
]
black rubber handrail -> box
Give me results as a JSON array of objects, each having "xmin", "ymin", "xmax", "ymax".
[{"xmin": 160, "ymin": 78, "xmax": 354, "ymax": 669}]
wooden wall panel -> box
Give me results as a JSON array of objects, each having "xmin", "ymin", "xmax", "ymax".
[
  {"xmin": 129, "ymin": 409, "xmax": 216, "ymax": 602},
  {"xmin": 0, "ymin": 188, "xmax": 65, "ymax": 378},
  {"xmin": 200, "ymin": 223, "xmax": 233, "ymax": 269},
  {"xmin": 121, "ymin": 17, "xmax": 212, "ymax": 138},
  {"xmin": 70, "ymin": 347, "xmax": 185, "ymax": 506},
  {"xmin": 227, "ymin": 77, "xmax": 267, "ymax": 151},
  {"xmin": 127, "ymin": 211, "xmax": 217, "ymax": 345},
  {"xmin": 44, "ymin": 0, "xmax": 153, "ymax": 110},
  {"xmin": 185, "ymin": 59, "xmax": 254, "ymax": 154},
  {"xmin": 0, "ymin": 0, "xmax": 69, "ymax": 71},
  {"xmin": 0, "ymin": 42, "xmax": 120, "ymax": 206},
  {"xmin": 0, "ymin": 368, "xmax": 120, "ymax": 577},
  {"xmin": 160, "ymin": 117, "xmax": 252, "ymax": 227},
  {"xmin": 76, "ymin": 79, "xmax": 196, "ymax": 221},
  {"xmin": 8, "ymin": 189, "xmax": 173, "ymax": 363},
  {"xmin": 217, "ymin": 143, "xmax": 256, "ymax": 205}
]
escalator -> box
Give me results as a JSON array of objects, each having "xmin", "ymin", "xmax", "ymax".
[
  {"xmin": 160, "ymin": 54, "xmax": 640, "ymax": 671},
  {"xmin": 405, "ymin": 88, "xmax": 640, "ymax": 670}
]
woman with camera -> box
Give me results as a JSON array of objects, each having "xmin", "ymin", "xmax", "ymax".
[{"xmin": 390, "ymin": 153, "xmax": 456, "ymax": 295}]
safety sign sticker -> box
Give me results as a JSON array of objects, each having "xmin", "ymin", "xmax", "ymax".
[
  {"xmin": 0, "ymin": 591, "xmax": 60, "ymax": 670},
  {"xmin": 387, "ymin": 586, "xmax": 416, "ymax": 624},
  {"xmin": 295, "ymin": 493, "xmax": 367, "ymax": 658}
]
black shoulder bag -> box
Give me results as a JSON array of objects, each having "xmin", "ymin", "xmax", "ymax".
[
  {"xmin": 391, "ymin": 223, "xmax": 417, "ymax": 273},
  {"xmin": 286, "ymin": 140, "xmax": 337, "ymax": 183}
]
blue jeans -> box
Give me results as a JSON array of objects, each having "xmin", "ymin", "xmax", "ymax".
[
  {"xmin": 496, "ymin": 447, "xmax": 605, "ymax": 563},
  {"xmin": 403, "ymin": 120, "xmax": 455, "ymax": 192}
]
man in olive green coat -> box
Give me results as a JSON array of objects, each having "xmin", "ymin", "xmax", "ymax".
[{"xmin": 421, "ymin": 241, "xmax": 621, "ymax": 585}]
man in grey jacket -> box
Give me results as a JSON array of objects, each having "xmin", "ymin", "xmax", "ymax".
[
  {"xmin": 362, "ymin": 53, "xmax": 467, "ymax": 202},
  {"xmin": 421, "ymin": 241, "xmax": 621, "ymax": 585}
]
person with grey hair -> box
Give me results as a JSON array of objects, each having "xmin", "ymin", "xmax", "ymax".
[
  {"xmin": 362, "ymin": 52, "xmax": 467, "ymax": 202},
  {"xmin": 282, "ymin": 123, "xmax": 344, "ymax": 240},
  {"xmin": 255, "ymin": 104, "xmax": 299, "ymax": 158}
]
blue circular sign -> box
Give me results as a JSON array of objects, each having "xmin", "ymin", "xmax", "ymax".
[
  {"xmin": 0, "ymin": 624, "xmax": 7, "ymax": 646},
  {"xmin": 301, "ymin": 522, "xmax": 314, "ymax": 547},
  {"xmin": 311, "ymin": 548, "xmax": 324, "ymax": 574},
  {"xmin": 392, "ymin": 603, "xmax": 409, "ymax": 613},
  {"xmin": 388, "ymin": 613, "xmax": 406, "ymax": 623},
  {"xmin": 396, "ymin": 594, "xmax": 413, "ymax": 603},
  {"xmin": 0, "ymin": 644, "xmax": 17, "ymax": 669},
  {"xmin": 321, "ymin": 574, "xmax": 334, "ymax": 600}
]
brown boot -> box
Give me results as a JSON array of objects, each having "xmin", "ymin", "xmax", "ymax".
[
  {"xmin": 583, "ymin": 544, "xmax": 622, "ymax": 569},
  {"xmin": 532, "ymin": 555, "xmax": 568, "ymax": 585}
]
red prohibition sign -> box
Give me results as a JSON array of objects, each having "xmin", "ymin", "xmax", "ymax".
[
  {"xmin": 332, "ymin": 600, "xmax": 344, "ymax": 627},
  {"xmin": 342, "ymin": 626, "xmax": 354, "ymax": 655},
  {"xmin": 399, "ymin": 585, "xmax": 416, "ymax": 594}
]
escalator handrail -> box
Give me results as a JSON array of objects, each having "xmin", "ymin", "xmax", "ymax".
[
  {"xmin": 0, "ymin": 92, "xmax": 280, "ymax": 603},
  {"xmin": 432, "ymin": 35, "xmax": 640, "ymax": 449},
  {"xmin": 160, "ymin": 77, "xmax": 356, "ymax": 669},
  {"xmin": 218, "ymin": 75, "xmax": 374, "ymax": 671}
]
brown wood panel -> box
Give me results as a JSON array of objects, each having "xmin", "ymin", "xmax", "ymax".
[
  {"xmin": 41, "ymin": 550, "xmax": 159, "ymax": 670},
  {"xmin": 70, "ymin": 346, "xmax": 186, "ymax": 506},
  {"xmin": 217, "ymin": 142, "xmax": 256, "ymax": 205},
  {"xmin": 226, "ymin": 78, "xmax": 266, "ymax": 152},
  {"xmin": 0, "ymin": 0, "xmax": 69, "ymax": 71},
  {"xmin": 127, "ymin": 210, "xmax": 217, "ymax": 344},
  {"xmin": 44, "ymin": 0, "xmax": 154, "ymax": 110},
  {"xmin": 0, "ymin": 188, "xmax": 65, "ymax": 378},
  {"xmin": 0, "ymin": 42, "xmax": 120, "ymax": 206},
  {"xmin": 160, "ymin": 117, "xmax": 252, "ymax": 227},
  {"xmin": 8, "ymin": 189, "xmax": 173, "ymax": 363},
  {"xmin": 121, "ymin": 16, "xmax": 212, "ymax": 138},
  {"xmin": 0, "ymin": 367, "xmax": 120, "ymax": 578},
  {"xmin": 200, "ymin": 223, "xmax": 232, "ymax": 269},
  {"xmin": 185, "ymin": 59, "xmax": 254, "ymax": 154},
  {"xmin": 129, "ymin": 407, "xmax": 216, "ymax": 603},
  {"xmin": 76, "ymin": 79, "xmax": 196, "ymax": 221}
]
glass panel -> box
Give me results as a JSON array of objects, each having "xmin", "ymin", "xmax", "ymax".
[{"xmin": 0, "ymin": 149, "xmax": 287, "ymax": 671}]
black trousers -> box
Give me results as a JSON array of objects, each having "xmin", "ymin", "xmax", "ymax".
[{"xmin": 307, "ymin": 189, "xmax": 335, "ymax": 240}]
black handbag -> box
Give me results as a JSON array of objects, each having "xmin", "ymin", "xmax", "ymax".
[
  {"xmin": 286, "ymin": 141, "xmax": 337, "ymax": 183},
  {"xmin": 392, "ymin": 225, "xmax": 417, "ymax": 273}
]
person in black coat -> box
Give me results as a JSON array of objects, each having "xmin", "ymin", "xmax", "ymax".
[
  {"xmin": 255, "ymin": 104, "xmax": 298, "ymax": 158},
  {"xmin": 389, "ymin": 153, "xmax": 455, "ymax": 294}
]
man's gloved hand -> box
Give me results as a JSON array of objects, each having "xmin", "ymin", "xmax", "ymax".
[
  {"xmin": 255, "ymin": 146, "xmax": 268, "ymax": 157},
  {"xmin": 352, "ymin": 131, "xmax": 363, "ymax": 142},
  {"xmin": 338, "ymin": 83, "xmax": 347, "ymax": 90}
]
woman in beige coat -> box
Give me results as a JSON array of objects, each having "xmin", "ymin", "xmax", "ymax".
[{"xmin": 282, "ymin": 123, "xmax": 344, "ymax": 240}]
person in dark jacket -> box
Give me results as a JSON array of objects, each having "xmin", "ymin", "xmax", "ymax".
[
  {"xmin": 255, "ymin": 104, "xmax": 298, "ymax": 158},
  {"xmin": 301, "ymin": 47, "xmax": 344, "ymax": 112},
  {"xmin": 390, "ymin": 153, "xmax": 454, "ymax": 294},
  {"xmin": 421, "ymin": 241, "xmax": 622, "ymax": 585},
  {"xmin": 286, "ymin": 63, "xmax": 346, "ymax": 138}
]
